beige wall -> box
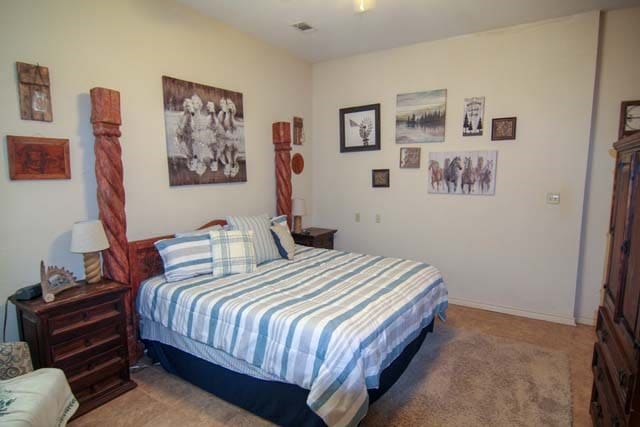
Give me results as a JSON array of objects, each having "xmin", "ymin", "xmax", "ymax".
[
  {"xmin": 311, "ymin": 12, "xmax": 601, "ymax": 324},
  {"xmin": 576, "ymin": 7, "xmax": 640, "ymax": 325},
  {"xmin": 0, "ymin": 0, "xmax": 312, "ymax": 340}
]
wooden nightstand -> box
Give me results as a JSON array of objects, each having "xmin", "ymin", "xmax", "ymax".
[
  {"xmin": 10, "ymin": 279, "xmax": 136, "ymax": 418},
  {"xmin": 291, "ymin": 228, "xmax": 337, "ymax": 249}
]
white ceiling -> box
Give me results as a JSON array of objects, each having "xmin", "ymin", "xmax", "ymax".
[{"xmin": 180, "ymin": 0, "xmax": 640, "ymax": 63}]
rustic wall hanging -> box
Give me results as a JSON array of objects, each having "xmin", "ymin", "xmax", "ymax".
[
  {"xmin": 293, "ymin": 116, "xmax": 304, "ymax": 145},
  {"xmin": 7, "ymin": 135, "xmax": 70, "ymax": 180},
  {"xmin": 40, "ymin": 261, "xmax": 78, "ymax": 303},
  {"xmin": 17, "ymin": 62, "xmax": 53, "ymax": 122},
  {"xmin": 292, "ymin": 153, "xmax": 304, "ymax": 174}
]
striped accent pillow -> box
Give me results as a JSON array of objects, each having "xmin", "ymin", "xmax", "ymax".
[
  {"xmin": 209, "ymin": 230, "xmax": 257, "ymax": 277},
  {"xmin": 271, "ymin": 215, "xmax": 288, "ymax": 227},
  {"xmin": 270, "ymin": 223, "xmax": 295, "ymax": 260},
  {"xmin": 155, "ymin": 234, "xmax": 212, "ymax": 282},
  {"xmin": 226, "ymin": 215, "xmax": 281, "ymax": 264}
]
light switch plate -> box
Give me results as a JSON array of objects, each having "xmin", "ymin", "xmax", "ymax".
[
  {"xmin": 546, "ymin": 193, "xmax": 561, "ymax": 205},
  {"xmin": 355, "ymin": 213, "xmax": 360, "ymax": 222},
  {"xmin": 375, "ymin": 214, "xmax": 381, "ymax": 223}
]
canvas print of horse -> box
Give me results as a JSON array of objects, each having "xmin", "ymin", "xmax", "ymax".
[
  {"xmin": 162, "ymin": 76, "xmax": 247, "ymax": 186},
  {"xmin": 396, "ymin": 89, "xmax": 447, "ymax": 143},
  {"xmin": 428, "ymin": 150, "xmax": 497, "ymax": 195},
  {"xmin": 462, "ymin": 97, "xmax": 485, "ymax": 136}
]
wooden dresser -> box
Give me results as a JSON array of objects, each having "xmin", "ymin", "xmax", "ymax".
[
  {"xmin": 591, "ymin": 132, "xmax": 640, "ymax": 427},
  {"xmin": 10, "ymin": 280, "xmax": 136, "ymax": 418}
]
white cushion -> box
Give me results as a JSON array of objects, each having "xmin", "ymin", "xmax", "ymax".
[
  {"xmin": 209, "ymin": 230, "xmax": 257, "ymax": 277},
  {"xmin": 175, "ymin": 224, "xmax": 222, "ymax": 238},
  {"xmin": 155, "ymin": 234, "xmax": 212, "ymax": 282},
  {"xmin": 226, "ymin": 215, "xmax": 281, "ymax": 264},
  {"xmin": 270, "ymin": 223, "xmax": 296, "ymax": 260}
]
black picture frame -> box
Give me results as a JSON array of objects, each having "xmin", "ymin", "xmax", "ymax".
[
  {"xmin": 372, "ymin": 169, "xmax": 390, "ymax": 187},
  {"xmin": 619, "ymin": 100, "xmax": 640, "ymax": 139},
  {"xmin": 340, "ymin": 103, "xmax": 381, "ymax": 153},
  {"xmin": 491, "ymin": 117, "xmax": 517, "ymax": 141}
]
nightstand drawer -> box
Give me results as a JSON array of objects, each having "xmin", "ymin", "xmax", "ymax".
[
  {"xmin": 49, "ymin": 296, "xmax": 122, "ymax": 338},
  {"xmin": 52, "ymin": 322, "xmax": 123, "ymax": 365},
  {"xmin": 68, "ymin": 349, "xmax": 127, "ymax": 392},
  {"xmin": 73, "ymin": 368, "xmax": 130, "ymax": 405}
]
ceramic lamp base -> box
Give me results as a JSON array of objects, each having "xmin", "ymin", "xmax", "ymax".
[
  {"xmin": 83, "ymin": 252, "xmax": 102, "ymax": 284},
  {"xmin": 293, "ymin": 216, "xmax": 303, "ymax": 234}
]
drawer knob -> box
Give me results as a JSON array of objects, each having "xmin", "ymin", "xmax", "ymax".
[
  {"xmin": 88, "ymin": 362, "xmax": 95, "ymax": 370},
  {"xmin": 84, "ymin": 338, "xmax": 92, "ymax": 347},
  {"xmin": 618, "ymin": 368, "xmax": 629, "ymax": 388},
  {"xmin": 82, "ymin": 311, "xmax": 89, "ymax": 320},
  {"xmin": 612, "ymin": 415, "xmax": 621, "ymax": 427}
]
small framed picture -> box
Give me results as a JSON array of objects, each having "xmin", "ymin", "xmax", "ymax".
[
  {"xmin": 340, "ymin": 104, "xmax": 381, "ymax": 152},
  {"xmin": 399, "ymin": 147, "xmax": 421, "ymax": 168},
  {"xmin": 619, "ymin": 100, "xmax": 640, "ymax": 139},
  {"xmin": 372, "ymin": 169, "xmax": 390, "ymax": 187},
  {"xmin": 491, "ymin": 117, "xmax": 517, "ymax": 141},
  {"xmin": 7, "ymin": 135, "xmax": 70, "ymax": 180}
]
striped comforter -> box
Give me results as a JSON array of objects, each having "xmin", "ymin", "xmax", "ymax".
[{"xmin": 137, "ymin": 246, "xmax": 448, "ymax": 427}]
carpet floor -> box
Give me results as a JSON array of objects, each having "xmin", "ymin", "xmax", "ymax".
[{"xmin": 70, "ymin": 306, "xmax": 593, "ymax": 426}]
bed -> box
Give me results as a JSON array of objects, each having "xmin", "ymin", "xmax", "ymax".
[{"xmin": 88, "ymin": 91, "xmax": 448, "ymax": 427}]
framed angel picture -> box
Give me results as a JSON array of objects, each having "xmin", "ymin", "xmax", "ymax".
[{"xmin": 339, "ymin": 103, "xmax": 381, "ymax": 152}]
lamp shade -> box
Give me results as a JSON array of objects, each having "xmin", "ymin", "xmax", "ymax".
[
  {"xmin": 70, "ymin": 220, "xmax": 110, "ymax": 253},
  {"xmin": 292, "ymin": 198, "xmax": 306, "ymax": 216}
]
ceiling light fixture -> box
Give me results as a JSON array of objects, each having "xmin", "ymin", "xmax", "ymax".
[{"xmin": 354, "ymin": 0, "xmax": 376, "ymax": 14}]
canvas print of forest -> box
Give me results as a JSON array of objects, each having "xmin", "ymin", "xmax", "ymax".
[
  {"xmin": 162, "ymin": 76, "xmax": 247, "ymax": 186},
  {"xmin": 396, "ymin": 89, "xmax": 447, "ymax": 143},
  {"xmin": 428, "ymin": 150, "xmax": 497, "ymax": 195}
]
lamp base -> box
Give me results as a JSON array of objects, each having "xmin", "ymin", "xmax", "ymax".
[
  {"xmin": 293, "ymin": 216, "xmax": 303, "ymax": 234},
  {"xmin": 83, "ymin": 252, "xmax": 102, "ymax": 284}
]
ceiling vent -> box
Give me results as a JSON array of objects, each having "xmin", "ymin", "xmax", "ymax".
[{"xmin": 292, "ymin": 22, "xmax": 316, "ymax": 33}]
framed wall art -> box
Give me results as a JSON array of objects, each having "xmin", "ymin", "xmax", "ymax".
[
  {"xmin": 428, "ymin": 150, "xmax": 497, "ymax": 195},
  {"xmin": 293, "ymin": 116, "xmax": 304, "ymax": 145},
  {"xmin": 491, "ymin": 117, "xmax": 517, "ymax": 141},
  {"xmin": 7, "ymin": 135, "xmax": 70, "ymax": 180},
  {"xmin": 339, "ymin": 103, "xmax": 380, "ymax": 152},
  {"xmin": 619, "ymin": 100, "xmax": 640, "ymax": 139},
  {"xmin": 396, "ymin": 89, "xmax": 446, "ymax": 143},
  {"xmin": 292, "ymin": 153, "xmax": 304, "ymax": 175},
  {"xmin": 372, "ymin": 169, "xmax": 390, "ymax": 188},
  {"xmin": 162, "ymin": 76, "xmax": 247, "ymax": 186},
  {"xmin": 399, "ymin": 147, "xmax": 421, "ymax": 168},
  {"xmin": 17, "ymin": 62, "xmax": 53, "ymax": 122},
  {"xmin": 463, "ymin": 97, "xmax": 485, "ymax": 136}
]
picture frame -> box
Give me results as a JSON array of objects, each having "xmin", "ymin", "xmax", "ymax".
[
  {"xmin": 491, "ymin": 117, "xmax": 517, "ymax": 141},
  {"xmin": 17, "ymin": 62, "xmax": 53, "ymax": 122},
  {"xmin": 396, "ymin": 89, "xmax": 447, "ymax": 143},
  {"xmin": 7, "ymin": 135, "xmax": 70, "ymax": 180},
  {"xmin": 340, "ymin": 104, "xmax": 381, "ymax": 152},
  {"xmin": 372, "ymin": 169, "xmax": 390, "ymax": 188},
  {"xmin": 293, "ymin": 116, "xmax": 304, "ymax": 145},
  {"xmin": 428, "ymin": 150, "xmax": 498, "ymax": 195},
  {"xmin": 619, "ymin": 100, "xmax": 640, "ymax": 139},
  {"xmin": 399, "ymin": 147, "xmax": 421, "ymax": 168}
]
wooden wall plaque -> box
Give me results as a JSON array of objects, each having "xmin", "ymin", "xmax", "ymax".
[
  {"xmin": 17, "ymin": 62, "xmax": 53, "ymax": 122},
  {"xmin": 7, "ymin": 136, "xmax": 70, "ymax": 180}
]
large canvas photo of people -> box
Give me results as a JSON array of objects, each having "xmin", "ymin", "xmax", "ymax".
[{"xmin": 162, "ymin": 76, "xmax": 247, "ymax": 186}]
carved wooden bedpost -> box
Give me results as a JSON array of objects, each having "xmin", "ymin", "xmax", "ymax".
[
  {"xmin": 273, "ymin": 122, "xmax": 293, "ymax": 228},
  {"xmin": 90, "ymin": 88, "xmax": 141, "ymax": 362}
]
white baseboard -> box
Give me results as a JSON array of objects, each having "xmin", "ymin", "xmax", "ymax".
[
  {"xmin": 448, "ymin": 297, "xmax": 577, "ymax": 326},
  {"xmin": 575, "ymin": 315, "xmax": 596, "ymax": 326}
]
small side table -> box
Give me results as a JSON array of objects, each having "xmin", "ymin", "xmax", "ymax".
[
  {"xmin": 292, "ymin": 228, "xmax": 337, "ymax": 249},
  {"xmin": 10, "ymin": 279, "xmax": 136, "ymax": 418}
]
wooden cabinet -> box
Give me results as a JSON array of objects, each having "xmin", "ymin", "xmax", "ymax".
[
  {"xmin": 10, "ymin": 280, "xmax": 136, "ymax": 418},
  {"xmin": 292, "ymin": 227, "xmax": 337, "ymax": 249},
  {"xmin": 591, "ymin": 133, "xmax": 640, "ymax": 427}
]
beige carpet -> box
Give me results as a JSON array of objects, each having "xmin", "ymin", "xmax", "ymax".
[{"xmin": 71, "ymin": 324, "xmax": 572, "ymax": 427}]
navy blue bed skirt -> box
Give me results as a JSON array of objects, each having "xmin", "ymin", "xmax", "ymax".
[{"xmin": 144, "ymin": 319, "xmax": 434, "ymax": 427}]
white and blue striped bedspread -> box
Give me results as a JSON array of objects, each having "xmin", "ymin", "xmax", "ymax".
[{"xmin": 137, "ymin": 246, "xmax": 448, "ymax": 427}]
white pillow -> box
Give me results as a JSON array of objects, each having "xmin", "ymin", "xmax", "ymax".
[
  {"xmin": 209, "ymin": 230, "xmax": 257, "ymax": 277},
  {"xmin": 226, "ymin": 215, "xmax": 281, "ymax": 264},
  {"xmin": 175, "ymin": 224, "xmax": 223, "ymax": 238},
  {"xmin": 270, "ymin": 223, "xmax": 296, "ymax": 260}
]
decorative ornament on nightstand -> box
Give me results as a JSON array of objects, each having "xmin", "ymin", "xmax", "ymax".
[
  {"xmin": 40, "ymin": 261, "xmax": 78, "ymax": 303},
  {"xmin": 292, "ymin": 198, "xmax": 306, "ymax": 234},
  {"xmin": 70, "ymin": 220, "xmax": 110, "ymax": 284}
]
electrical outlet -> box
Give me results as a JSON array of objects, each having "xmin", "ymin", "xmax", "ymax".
[
  {"xmin": 546, "ymin": 193, "xmax": 561, "ymax": 205},
  {"xmin": 375, "ymin": 214, "xmax": 381, "ymax": 224},
  {"xmin": 355, "ymin": 213, "xmax": 360, "ymax": 222}
]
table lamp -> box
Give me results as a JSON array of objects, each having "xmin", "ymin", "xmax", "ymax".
[
  {"xmin": 71, "ymin": 220, "xmax": 110, "ymax": 284},
  {"xmin": 292, "ymin": 198, "xmax": 306, "ymax": 234}
]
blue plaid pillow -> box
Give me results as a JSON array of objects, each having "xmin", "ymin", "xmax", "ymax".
[
  {"xmin": 155, "ymin": 234, "xmax": 212, "ymax": 282},
  {"xmin": 209, "ymin": 230, "xmax": 257, "ymax": 277},
  {"xmin": 226, "ymin": 215, "xmax": 281, "ymax": 264}
]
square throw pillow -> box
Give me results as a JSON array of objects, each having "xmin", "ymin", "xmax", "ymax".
[
  {"xmin": 209, "ymin": 230, "xmax": 257, "ymax": 277},
  {"xmin": 226, "ymin": 214, "xmax": 281, "ymax": 264},
  {"xmin": 155, "ymin": 234, "xmax": 213, "ymax": 282},
  {"xmin": 271, "ymin": 215, "xmax": 288, "ymax": 227},
  {"xmin": 270, "ymin": 223, "xmax": 296, "ymax": 260},
  {"xmin": 175, "ymin": 224, "xmax": 223, "ymax": 238}
]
